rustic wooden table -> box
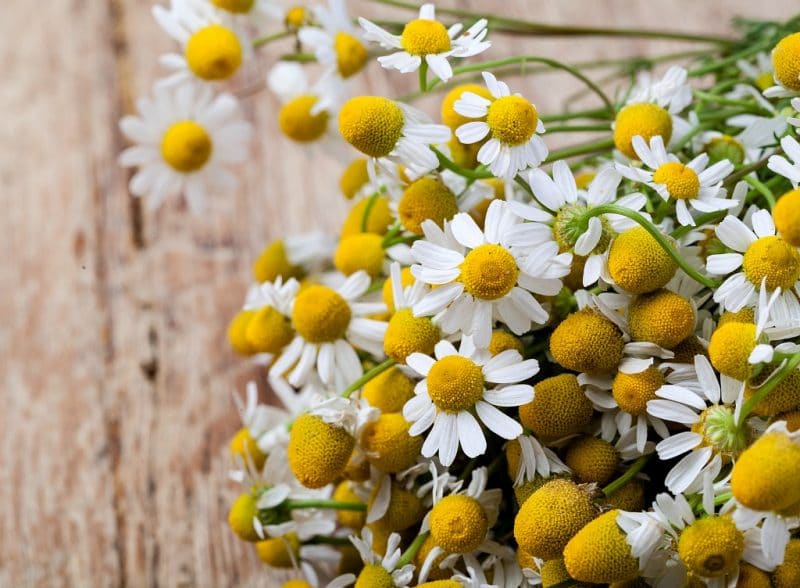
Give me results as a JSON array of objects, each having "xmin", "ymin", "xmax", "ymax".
[{"xmin": 0, "ymin": 0, "xmax": 790, "ymax": 586}]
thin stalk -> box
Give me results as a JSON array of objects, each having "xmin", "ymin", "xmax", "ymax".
[
  {"xmin": 419, "ymin": 61, "xmax": 429, "ymax": 92},
  {"xmin": 545, "ymin": 138, "xmax": 615, "ymax": 162},
  {"xmin": 744, "ymin": 175, "xmax": 776, "ymax": 209},
  {"xmin": 671, "ymin": 211, "xmax": 727, "ymax": 238},
  {"xmin": 397, "ymin": 532, "xmax": 429, "ymax": 567},
  {"xmin": 361, "ymin": 193, "xmax": 380, "ymax": 233},
  {"xmin": 285, "ymin": 499, "xmax": 367, "ymax": 511},
  {"xmin": 341, "ymin": 358, "xmax": 396, "ymax": 399},
  {"xmin": 544, "ymin": 124, "xmax": 612, "ymax": 133},
  {"xmin": 603, "ymin": 455, "xmax": 651, "ymax": 496},
  {"xmin": 252, "ymin": 30, "xmax": 293, "ymax": 48},
  {"xmin": 724, "ymin": 151, "xmax": 777, "ymax": 187},
  {"xmin": 738, "ymin": 353, "xmax": 800, "ymax": 425},
  {"xmin": 688, "ymin": 41, "xmax": 771, "ymax": 77},
  {"xmin": 433, "ymin": 147, "xmax": 493, "ymax": 180},
  {"xmin": 693, "ymin": 90, "xmax": 768, "ymax": 111}
]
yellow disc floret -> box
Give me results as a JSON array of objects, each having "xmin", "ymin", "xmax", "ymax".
[
  {"xmin": 429, "ymin": 494, "xmax": 489, "ymax": 554},
  {"xmin": 355, "ymin": 564, "xmax": 394, "ymax": 588},
  {"xmin": 677, "ymin": 516, "xmax": 744, "ymax": 578},
  {"xmin": 339, "ymin": 96, "xmax": 405, "ymax": 158},
  {"xmin": 628, "ymin": 289, "xmax": 695, "ymax": 349},
  {"xmin": 185, "ymin": 25, "xmax": 243, "ymax": 81},
  {"xmin": 742, "ymin": 235, "xmax": 800, "ymax": 290},
  {"xmin": 228, "ymin": 309, "xmax": 257, "ymax": 355},
  {"xmin": 362, "ymin": 366, "xmax": 416, "ymax": 413},
  {"xmin": 540, "ymin": 559, "xmax": 573, "ymax": 588},
  {"xmin": 333, "ymin": 481, "xmax": 367, "ymax": 529},
  {"xmin": 731, "ymin": 429, "xmax": 800, "ymax": 511},
  {"xmin": 212, "ymin": 0, "xmax": 255, "ymax": 12},
  {"xmin": 230, "ymin": 427, "xmax": 267, "ymax": 470},
  {"xmin": 360, "ymin": 413, "xmax": 423, "ymax": 473},
  {"xmin": 252, "ymin": 240, "xmax": 304, "ymax": 283},
  {"xmin": 486, "ymin": 96, "xmax": 539, "ymax": 146},
  {"xmin": 608, "ymin": 227, "xmax": 678, "ymax": 294},
  {"xmin": 614, "ymin": 103, "xmax": 673, "ymax": 160},
  {"xmin": 291, "ymin": 285, "xmax": 351, "ymax": 343},
  {"xmin": 245, "ymin": 306, "xmax": 294, "ymax": 354},
  {"xmin": 613, "ymin": 367, "xmax": 665, "ymax": 416},
  {"xmin": 519, "ymin": 374, "xmax": 594, "ymax": 440},
  {"xmin": 603, "ymin": 479, "xmax": 646, "ymax": 512},
  {"xmin": 708, "ymin": 322, "xmax": 756, "ymax": 381},
  {"xmin": 736, "ymin": 564, "xmax": 771, "ymax": 588},
  {"xmin": 652, "ymin": 162, "xmax": 700, "ymax": 200},
  {"xmin": 334, "ymin": 32, "xmax": 369, "ymax": 78},
  {"xmin": 342, "ymin": 195, "xmax": 393, "ymax": 237},
  {"xmin": 285, "ymin": 6, "xmax": 310, "ymax": 29},
  {"xmin": 334, "ymin": 233, "xmax": 385, "ymax": 277},
  {"xmin": 488, "ymin": 330, "xmax": 525, "ymax": 356},
  {"xmin": 279, "ymin": 96, "xmax": 329, "ymax": 142},
  {"xmin": 368, "ymin": 482, "xmax": 423, "ymax": 531},
  {"xmin": 427, "ymin": 355, "xmax": 485, "ymax": 411},
  {"xmin": 563, "ymin": 510, "xmax": 640, "ymax": 584},
  {"xmin": 441, "ymin": 84, "xmax": 493, "ymax": 130},
  {"xmin": 415, "ymin": 534, "xmax": 450, "ymax": 579},
  {"xmin": 400, "ymin": 19, "xmax": 451, "ymax": 55},
  {"xmin": 398, "ymin": 177, "xmax": 459, "ymax": 235},
  {"xmin": 282, "ymin": 581, "xmax": 313, "ymax": 588},
  {"xmin": 161, "ymin": 121, "xmax": 213, "ymax": 172},
  {"xmin": 773, "ymin": 539, "xmax": 800, "ymax": 588},
  {"xmin": 565, "ymin": 436, "xmax": 619, "ymax": 485},
  {"xmin": 550, "ymin": 309, "xmax": 625, "ymax": 374},
  {"xmin": 773, "ymin": 33, "xmax": 800, "ymax": 91},
  {"xmin": 340, "ymin": 158, "xmax": 370, "ymax": 200},
  {"xmin": 774, "ymin": 189, "xmax": 800, "ymax": 246},
  {"xmin": 416, "ymin": 582, "xmax": 462, "ymax": 588},
  {"xmin": 744, "ymin": 367, "xmax": 800, "ymax": 416},
  {"xmin": 514, "ymin": 479, "xmax": 597, "ymax": 560},
  {"xmin": 228, "ymin": 492, "xmax": 261, "ymax": 542},
  {"xmin": 288, "ymin": 414, "xmax": 355, "ymax": 488},
  {"xmin": 256, "ymin": 533, "xmax": 300, "ymax": 567},
  {"xmin": 460, "ymin": 244, "xmax": 520, "ymax": 300},
  {"xmin": 384, "ymin": 309, "xmax": 440, "ymax": 364}
]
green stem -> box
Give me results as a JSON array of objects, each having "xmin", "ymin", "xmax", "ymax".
[
  {"xmin": 545, "ymin": 138, "xmax": 615, "ymax": 162},
  {"xmin": 693, "ymin": 90, "xmax": 767, "ymax": 111},
  {"xmin": 738, "ymin": 353, "xmax": 800, "ymax": 425},
  {"xmin": 433, "ymin": 147, "xmax": 493, "ymax": 180},
  {"xmin": 585, "ymin": 205, "xmax": 720, "ymax": 289},
  {"xmin": 724, "ymin": 151, "xmax": 778, "ymax": 187},
  {"xmin": 544, "ymin": 124, "xmax": 612, "ymax": 133},
  {"xmin": 540, "ymin": 107, "xmax": 614, "ymax": 123},
  {"xmin": 419, "ymin": 61, "xmax": 428, "ymax": 92},
  {"xmin": 687, "ymin": 41, "xmax": 770, "ymax": 76},
  {"xmin": 252, "ymin": 30, "xmax": 293, "ymax": 48},
  {"xmin": 670, "ymin": 211, "xmax": 727, "ymax": 238},
  {"xmin": 397, "ymin": 531, "xmax": 429, "ymax": 568},
  {"xmin": 714, "ymin": 492, "xmax": 733, "ymax": 506},
  {"xmin": 744, "ymin": 175, "xmax": 776, "ymax": 210},
  {"xmin": 602, "ymin": 455, "xmax": 651, "ymax": 496},
  {"xmin": 361, "ymin": 193, "xmax": 379, "ymax": 233},
  {"xmin": 285, "ymin": 499, "xmax": 367, "ymax": 511},
  {"xmin": 341, "ymin": 358, "xmax": 396, "ymax": 399}
]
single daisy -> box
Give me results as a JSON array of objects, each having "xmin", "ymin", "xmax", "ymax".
[
  {"xmin": 327, "ymin": 527, "xmax": 415, "ymax": 588},
  {"xmin": 410, "ymin": 200, "xmax": 569, "ymax": 346},
  {"xmin": 299, "ymin": 0, "xmax": 370, "ymax": 80},
  {"xmin": 616, "ymin": 135, "xmax": 736, "ymax": 226},
  {"xmin": 269, "ymin": 271, "xmax": 387, "ymax": 393},
  {"xmin": 403, "ymin": 337, "xmax": 538, "ymax": 466},
  {"xmin": 358, "ymin": 3, "xmax": 490, "ymax": 83},
  {"xmin": 152, "ymin": 0, "xmax": 250, "ymax": 87},
  {"xmin": 454, "ymin": 72, "xmax": 548, "ymax": 179},
  {"xmin": 118, "ymin": 83, "xmax": 252, "ymax": 212}
]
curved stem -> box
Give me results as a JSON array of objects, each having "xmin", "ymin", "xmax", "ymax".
[
  {"xmin": 397, "ymin": 531, "xmax": 429, "ymax": 568},
  {"xmin": 341, "ymin": 358, "xmax": 396, "ymax": 399},
  {"xmin": 361, "ymin": 192, "xmax": 380, "ymax": 233},
  {"xmin": 738, "ymin": 353, "xmax": 800, "ymax": 425},
  {"xmin": 602, "ymin": 455, "xmax": 650, "ymax": 496},
  {"xmin": 586, "ymin": 204, "xmax": 720, "ymax": 289},
  {"xmin": 744, "ymin": 175, "xmax": 776, "ymax": 210},
  {"xmin": 433, "ymin": 147, "xmax": 493, "ymax": 180},
  {"xmin": 252, "ymin": 30, "xmax": 293, "ymax": 48},
  {"xmin": 285, "ymin": 499, "xmax": 367, "ymax": 511}
]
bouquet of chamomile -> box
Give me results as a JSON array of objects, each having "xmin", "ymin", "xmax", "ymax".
[{"xmin": 119, "ymin": 1, "xmax": 800, "ymax": 586}]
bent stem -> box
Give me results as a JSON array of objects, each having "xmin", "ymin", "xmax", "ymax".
[
  {"xmin": 602, "ymin": 455, "xmax": 650, "ymax": 496},
  {"xmin": 397, "ymin": 531, "xmax": 429, "ymax": 567},
  {"xmin": 252, "ymin": 30, "xmax": 293, "ymax": 48},
  {"xmin": 341, "ymin": 358, "xmax": 397, "ymax": 399},
  {"xmin": 738, "ymin": 352, "xmax": 800, "ymax": 426}
]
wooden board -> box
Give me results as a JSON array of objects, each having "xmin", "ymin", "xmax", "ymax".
[{"xmin": 0, "ymin": 0, "xmax": 790, "ymax": 585}]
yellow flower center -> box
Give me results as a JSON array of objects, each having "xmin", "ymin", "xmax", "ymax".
[
  {"xmin": 227, "ymin": 309, "xmax": 257, "ymax": 355},
  {"xmin": 334, "ymin": 32, "xmax": 369, "ymax": 78},
  {"xmin": 426, "ymin": 355, "xmax": 484, "ymax": 411},
  {"xmin": 334, "ymin": 233, "xmax": 386, "ymax": 277},
  {"xmin": 355, "ymin": 564, "xmax": 394, "ymax": 588},
  {"xmin": 774, "ymin": 189, "xmax": 800, "ymax": 247},
  {"xmin": 519, "ymin": 373, "xmax": 594, "ymax": 441},
  {"xmin": 488, "ymin": 330, "xmax": 524, "ymax": 356},
  {"xmin": 608, "ymin": 226, "xmax": 678, "ymax": 294},
  {"xmin": 256, "ymin": 533, "xmax": 301, "ymax": 567},
  {"xmin": 441, "ymin": 83, "xmax": 493, "ymax": 130},
  {"xmin": 333, "ymin": 481, "xmax": 367, "ymax": 529},
  {"xmin": 228, "ymin": 492, "xmax": 261, "ymax": 542},
  {"xmin": 245, "ymin": 305, "xmax": 295, "ymax": 354},
  {"xmin": 340, "ymin": 158, "xmax": 370, "ymax": 199},
  {"xmin": 229, "ymin": 427, "xmax": 267, "ymax": 470},
  {"xmin": 732, "ymin": 431, "xmax": 800, "ymax": 512},
  {"xmin": 291, "ymin": 285, "xmax": 352, "ymax": 343},
  {"xmin": 717, "ymin": 307, "xmax": 755, "ymax": 328},
  {"xmin": 279, "ymin": 95, "xmax": 329, "ymax": 143},
  {"xmin": 415, "ymin": 535, "xmax": 452, "ymax": 581},
  {"xmin": 185, "ymin": 25, "xmax": 243, "ymax": 81},
  {"xmin": 252, "ymin": 240, "xmax": 304, "ymax": 283},
  {"xmin": 612, "ymin": 366, "xmax": 665, "ymax": 416},
  {"xmin": 550, "ymin": 310, "xmax": 625, "ymax": 374},
  {"xmin": 338, "ymin": 96, "xmax": 405, "ymax": 158},
  {"xmin": 285, "ymin": 6, "xmax": 310, "ymax": 29},
  {"xmin": 652, "ymin": 162, "xmax": 700, "ymax": 200},
  {"xmin": 628, "ymin": 289, "xmax": 696, "ymax": 350},
  {"xmin": 742, "ymin": 235, "xmax": 800, "ymax": 290},
  {"xmin": 369, "ymin": 482, "xmax": 424, "ymax": 531},
  {"xmin": 398, "ymin": 177, "xmax": 459, "ymax": 235},
  {"xmin": 773, "ymin": 32, "xmax": 800, "ymax": 91},
  {"xmin": 282, "ymin": 581, "xmax": 313, "ymax": 588},
  {"xmin": 562, "ymin": 510, "xmax": 640, "ymax": 585},
  {"xmin": 342, "ymin": 195, "xmax": 393, "ymax": 237},
  {"xmin": 288, "ymin": 414, "xmax": 355, "ymax": 488},
  {"xmin": 161, "ymin": 121, "xmax": 212, "ymax": 173},
  {"xmin": 745, "ymin": 366, "xmax": 800, "ymax": 416},
  {"xmin": 429, "ymin": 495, "xmax": 488, "ymax": 554},
  {"xmin": 400, "ymin": 19, "xmax": 452, "ymax": 55},
  {"xmin": 486, "ymin": 96, "xmax": 539, "ymax": 146},
  {"xmin": 677, "ymin": 516, "xmax": 744, "ymax": 578},
  {"xmin": 211, "ymin": 0, "xmax": 255, "ymax": 13},
  {"xmin": 459, "ymin": 244, "xmax": 519, "ymax": 300},
  {"xmin": 362, "ymin": 366, "xmax": 416, "ymax": 413},
  {"xmin": 755, "ymin": 71, "xmax": 776, "ymax": 92},
  {"xmin": 613, "ymin": 102, "xmax": 673, "ymax": 160},
  {"xmin": 384, "ymin": 309, "xmax": 440, "ymax": 364},
  {"xmin": 361, "ymin": 413, "xmax": 423, "ymax": 474},
  {"xmin": 708, "ymin": 322, "xmax": 756, "ymax": 381},
  {"xmin": 565, "ymin": 436, "xmax": 619, "ymax": 486}
]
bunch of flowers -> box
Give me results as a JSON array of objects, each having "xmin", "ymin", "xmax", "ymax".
[{"xmin": 120, "ymin": 2, "xmax": 800, "ymax": 586}]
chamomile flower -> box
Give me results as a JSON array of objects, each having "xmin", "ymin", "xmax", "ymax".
[
  {"xmin": 358, "ymin": 3, "xmax": 490, "ymax": 83},
  {"xmin": 338, "ymin": 96, "xmax": 451, "ymax": 176},
  {"xmin": 403, "ymin": 338, "xmax": 537, "ymax": 466},
  {"xmin": 707, "ymin": 207, "xmax": 800, "ymax": 321},
  {"xmin": 738, "ymin": 51, "xmax": 777, "ymax": 93},
  {"xmin": 764, "ymin": 32, "xmax": 800, "ymax": 98},
  {"xmin": 269, "ymin": 271, "xmax": 387, "ymax": 393},
  {"xmin": 152, "ymin": 0, "xmax": 250, "ymax": 86},
  {"xmin": 327, "ymin": 527, "xmax": 415, "ymax": 588},
  {"xmin": 454, "ymin": 72, "xmax": 548, "ymax": 179},
  {"xmin": 616, "ymin": 135, "xmax": 736, "ymax": 226},
  {"xmin": 299, "ymin": 0, "xmax": 369, "ymax": 80},
  {"xmin": 118, "ymin": 83, "xmax": 252, "ymax": 212},
  {"xmin": 410, "ymin": 200, "xmax": 569, "ymax": 346}
]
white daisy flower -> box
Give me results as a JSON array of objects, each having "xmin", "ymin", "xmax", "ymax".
[
  {"xmin": 627, "ymin": 66, "xmax": 693, "ymax": 114},
  {"xmin": 119, "ymin": 83, "xmax": 251, "ymax": 212},
  {"xmin": 707, "ymin": 207, "xmax": 800, "ymax": 324},
  {"xmin": 152, "ymin": 0, "xmax": 250, "ymax": 87},
  {"xmin": 410, "ymin": 200, "xmax": 569, "ymax": 346},
  {"xmin": 454, "ymin": 72, "xmax": 548, "ymax": 179},
  {"xmin": 358, "ymin": 3, "xmax": 490, "ymax": 83},
  {"xmin": 737, "ymin": 52, "xmax": 776, "ymax": 93},
  {"xmin": 299, "ymin": 0, "xmax": 369, "ymax": 80},
  {"xmin": 616, "ymin": 135, "xmax": 736, "ymax": 227},
  {"xmin": 328, "ymin": 527, "xmax": 415, "ymax": 588},
  {"xmin": 402, "ymin": 337, "xmax": 537, "ymax": 466},
  {"xmin": 269, "ymin": 271, "xmax": 388, "ymax": 393}
]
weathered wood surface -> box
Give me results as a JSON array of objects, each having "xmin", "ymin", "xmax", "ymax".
[{"xmin": 0, "ymin": 1, "xmax": 790, "ymax": 586}]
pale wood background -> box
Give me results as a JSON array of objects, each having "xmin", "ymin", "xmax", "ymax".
[{"xmin": 0, "ymin": 1, "xmax": 791, "ymax": 586}]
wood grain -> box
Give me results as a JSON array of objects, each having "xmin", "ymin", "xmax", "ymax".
[{"xmin": 0, "ymin": 0, "xmax": 790, "ymax": 586}]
